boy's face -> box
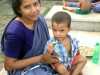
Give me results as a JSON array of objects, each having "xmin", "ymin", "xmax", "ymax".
[{"xmin": 52, "ymin": 22, "xmax": 70, "ymax": 41}]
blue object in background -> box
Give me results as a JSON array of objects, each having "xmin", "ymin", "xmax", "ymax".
[
  {"xmin": 93, "ymin": 4, "xmax": 100, "ymax": 13},
  {"xmin": 67, "ymin": 2, "xmax": 78, "ymax": 7}
]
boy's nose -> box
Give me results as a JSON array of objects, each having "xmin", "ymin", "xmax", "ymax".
[{"xmin": 56, "ymin": 31, "xmax": 61, "ymax": 35}]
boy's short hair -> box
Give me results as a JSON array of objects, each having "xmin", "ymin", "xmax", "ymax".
[{"xmin": 51, "ymin": 11, "xmax": 71, "ymax": 28}]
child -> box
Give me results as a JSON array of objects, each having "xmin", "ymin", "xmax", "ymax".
[{"xmin": 45, "ymin": 11, "xmax": 87, "ymax": 75}]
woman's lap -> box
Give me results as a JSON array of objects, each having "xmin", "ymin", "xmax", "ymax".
[
  {"xmin": 22, "ymin": 64, "xmax": 57, "ymax": 75},
  {"xmin": 8, "ymin": 64, "xmax": 57, "ymax": 75}
]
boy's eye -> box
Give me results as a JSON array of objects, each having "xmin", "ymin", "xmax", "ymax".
[
  {"xmin": 53, "ymin": 29, "xmax": 57, "ymax": 32},
  {"xmin": 60, "ymin": 30, "xmax": 64, "ymax": 32}
]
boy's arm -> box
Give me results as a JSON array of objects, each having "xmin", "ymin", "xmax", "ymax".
[
  {"xmin": 47, "ymin": 43, "xmax": 54, "ymax": 54},
  {"xmin": 71, "ymin": 55, "xmax": 87, "ymax": 75}
]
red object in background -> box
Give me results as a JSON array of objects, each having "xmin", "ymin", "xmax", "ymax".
[
  {"xmin": 64, "ymin": 2, "xmax": 68, "ymax": 7},
  {"xmin": 63, "ymin": 6, "xmax": 75, "ymax": 12}
]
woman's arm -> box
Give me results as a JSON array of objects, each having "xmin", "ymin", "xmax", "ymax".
[
  {"xmin": 4, "ymin": 55, "xmax": 42, "ymax": 71},
  {"xmin": 4, "ymin": 52, "xmax": 59, "ymax": 71}
]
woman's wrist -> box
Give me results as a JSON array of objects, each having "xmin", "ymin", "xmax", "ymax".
[{"xmin": 41, "ymin": 54, "xmax": 52, "ymax": 64}]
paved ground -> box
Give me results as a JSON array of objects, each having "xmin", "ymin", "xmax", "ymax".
[{"xmin": 0, "ymin": 63, "xmax": 3, "ymax": 71}]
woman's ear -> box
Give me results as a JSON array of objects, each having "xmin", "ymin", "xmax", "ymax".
[
  {"xmin": 17, "ymin": 8, "xmax": 22, "ymax": 16},
  {"xmin": 18, "ymin": 10, "xmax": 21, "ymax": 15}
]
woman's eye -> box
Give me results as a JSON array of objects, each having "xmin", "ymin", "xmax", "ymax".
[
  {"xmin": 33, "ymin": 2, "xmax": 39, "ymax": 6},
  {"xmin": 24, "ymin": 5, "xmax": 31, "ymax": 9}
]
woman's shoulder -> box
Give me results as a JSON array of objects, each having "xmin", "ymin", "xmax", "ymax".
[{"xmin": 6, "ymin": 19, "xmax": 25, "ymax": 35}]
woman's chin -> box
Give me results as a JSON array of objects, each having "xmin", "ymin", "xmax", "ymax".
[{"xmin": 29, "ymin": 17, "xmax": 38, "ymax": 22}]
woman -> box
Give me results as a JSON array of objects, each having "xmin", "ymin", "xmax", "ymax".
[{"xmin": 1, "ymin": 0, "xmax": 58, "ymax": 75}]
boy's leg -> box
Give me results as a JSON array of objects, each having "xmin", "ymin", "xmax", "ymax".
[
  {"xmin": 53, "ymin": 63, "xmax": 70, "ymax": 75},
  {"xmin": 71, "ymin": 55, "xmax": 87, "ymax": 75}
]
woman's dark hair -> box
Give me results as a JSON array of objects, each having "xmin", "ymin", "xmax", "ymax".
[
  {"xmin": 12, "ymin": 0, "xmax": 40, "ymax": 17},
  {"xmin": 52, "ymin": 11, "xmax": 71, "ymax": 28}
]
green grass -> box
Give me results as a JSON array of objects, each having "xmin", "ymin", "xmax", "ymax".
[
  {"xmin": 42, "ymin": 7, "xmax": 51, "ymax": 16},
  {"xmin": 0, "ymin": 54, "xmax": 4, "ymax": 63}
]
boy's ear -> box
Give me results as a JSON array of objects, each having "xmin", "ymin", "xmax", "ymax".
[{"xmin": 68, "ymin": 27, "xmax": 71, "ymax": 31}]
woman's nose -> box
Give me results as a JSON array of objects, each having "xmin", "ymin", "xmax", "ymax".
[
  {"xmin": 31, "ymin": 5, "xmax": 40, "ymax": 13},
  {"xmin": 31, "ymin": 6, "xmax": 37, "ymax": 12}
]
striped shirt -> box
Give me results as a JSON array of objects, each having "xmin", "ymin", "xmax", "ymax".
[{"xmin": 45, "ymin": 35, "xmax": 79, "ymax": 68}]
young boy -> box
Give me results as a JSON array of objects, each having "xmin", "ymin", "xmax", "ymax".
[{"xmin": 45, "ymin": 11, "xmax": 87, "ymax": 75}]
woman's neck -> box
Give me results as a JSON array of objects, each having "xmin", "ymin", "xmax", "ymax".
[
  {"xmin": 20, "ymin": 17, "xmax": 35, "ymax": 26},
  {"xmin": 16, "ymin": 17, "xmax": 36, "ymax": 30}
]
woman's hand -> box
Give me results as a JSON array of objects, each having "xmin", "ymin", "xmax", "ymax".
[{"xmin": 41, "ymin": 52, "xmax": 59, "ymax": 64}]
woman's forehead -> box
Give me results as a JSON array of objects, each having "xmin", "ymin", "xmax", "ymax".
[
  {"xmin": 32, "ymin": 0, "xmax": 39, "ymax": 2},
  {"xmin": 22, "ymin": 0, "xmax": 38, "ymax": 4}
]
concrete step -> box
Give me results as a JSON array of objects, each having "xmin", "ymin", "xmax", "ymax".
[{"xmin": 45, "ymin": 5, "xmax": 100, "ymax": 32}]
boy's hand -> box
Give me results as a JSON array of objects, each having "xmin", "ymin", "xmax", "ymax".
[{"xmin": 47, "ymin": 43, "xmax": 54, "ymax": 54}]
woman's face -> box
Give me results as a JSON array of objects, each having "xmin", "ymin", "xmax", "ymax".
[{"xmin": 19, "ymin": 0, "xmax": 40, "ymax": 21}]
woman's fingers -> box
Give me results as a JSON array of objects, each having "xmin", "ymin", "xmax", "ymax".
[
  {"xmin": 42, "ymin": 53, "xmax": 52, "ymax": 64},
  {"xmin": 41, "ymin": 53, "xmax": 59, "ymax": 64}
]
